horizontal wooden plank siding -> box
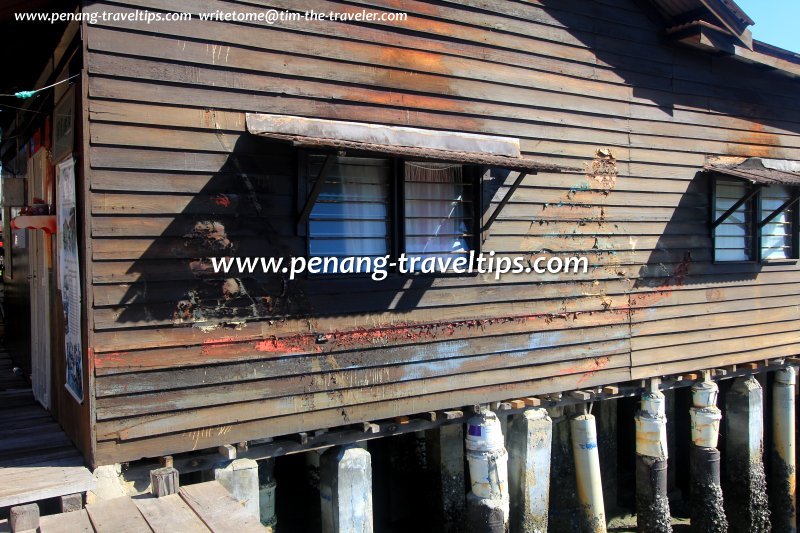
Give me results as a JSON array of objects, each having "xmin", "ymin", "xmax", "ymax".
[{"xmin": 83, "ymin": 0, "xmax": 800, "ymax": 464}]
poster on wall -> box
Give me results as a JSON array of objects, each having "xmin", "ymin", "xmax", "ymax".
[{"xmin": 57, "ymin": 157, "xmax": 83, "ymax": 403}]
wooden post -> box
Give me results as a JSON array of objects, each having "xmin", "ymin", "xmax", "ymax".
[
  {"xmin": 150, "ymin": 466, "xmax": 180, "ymax": 497},
  {"xmin": 60, "ymin": 493, "xmax": 83, "ymax": 512},
  {"xmin": 10, "ymin": 503, "xmax": 39, "ymax": 533}
]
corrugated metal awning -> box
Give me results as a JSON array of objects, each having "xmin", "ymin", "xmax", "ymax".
[
  {"xmin": 705, "ymin": 158, "xmax": 800, "ymax": 186},
  {"xmin": 246, "ymin": 113, "xmax": 577, "ymax": 173}
]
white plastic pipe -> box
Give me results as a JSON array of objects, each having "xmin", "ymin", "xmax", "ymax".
[
  {"xmin": 571, "ymin": 414, "xmax": 606, "ymax": 533},
  {"xmin": 773, "ymin": 366, "xmax": 797, "ymax": 532},
  {"xmin": 466, "ymin": 409, "xmax": 509, "ymax": 520}
]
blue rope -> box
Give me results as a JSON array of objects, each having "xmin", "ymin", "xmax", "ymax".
[{"xmin": 1, "ymin": 73, "xmax": 80, "ymax": 99}]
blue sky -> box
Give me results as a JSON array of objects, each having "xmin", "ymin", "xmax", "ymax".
[{"xmin": 735, "ymin": 0, "xmax": 800, "ymax": 54}]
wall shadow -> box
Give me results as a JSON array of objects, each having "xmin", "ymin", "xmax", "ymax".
[{"xmin": 111, "ymin": 136, "xmax": 513, "ymax": 328}]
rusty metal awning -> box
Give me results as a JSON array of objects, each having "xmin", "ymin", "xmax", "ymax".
[
  {"xmin": 705, "ymin": 158, "xmax": 800, "ymax": 186},
  {"xmin": 246, "ymin": 113, "xmax": 574, "ymax": 173}
]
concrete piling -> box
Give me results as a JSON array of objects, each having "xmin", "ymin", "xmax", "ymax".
[
  {"xmin": 508, "ymin": 408, "xmax": 552, "ymax": 533},
  {"xmin": 426, "ymin": 425, "xmax": 466, "ymax": 533},
  {"xmin": 211, "ymin": 458, "xmax": 260, "ymax": 518},
  {"xmin": 306, "ymin": 450, "xmax": 324, "ymax": 532},
  {"xmin": 689, "ymin": 380, "xmax": 727, "ymax": 533},
  {"xmin": 725, "ymin": 376, "xmax": 770, "ymax": 532},
  {"xmin": 320, "ymin": 445, "xmax": 374, "ymax": 533},
  {"xmin": 771, "ymin": 366, "xmax": 797, "ymax": 533},
  {"xmin": 571, "ymin": 411, "xmax": 607, "ymax": 533},
  {"xmin": 596, "ymin": 399, "xmax": 619, "ymax": 515},
  {"xmin": 548, "ymin": 405, "xmax": 580, "ymax": 532},
  {"xmin": 466, "ymin": 408, "xmax": 509, "ymax": 532},
  {"xmin": 466, "ymin": 492, "xmax": 507, "ymax": 533},
  {"xmin": 634, "ymin": 389, "xmax": 671, "ymax": 533}
]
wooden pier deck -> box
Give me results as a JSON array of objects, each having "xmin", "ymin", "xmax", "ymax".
[
  {"xmin": 0, "ymin": 481, "xmax": 268, "ymax": 533},
  {"xmin": 0, "ymin": 351, "xmax": 96, "ymax": 509}
]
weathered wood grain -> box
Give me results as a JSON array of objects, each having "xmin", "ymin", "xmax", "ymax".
[{"xmin": 80, "ymin": 0, "xmax": 800, "ymax": 465}]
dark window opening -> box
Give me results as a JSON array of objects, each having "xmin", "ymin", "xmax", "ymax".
[{"xmin": 301, "ymin": 153, "xmax": 481, "ymax": 274}]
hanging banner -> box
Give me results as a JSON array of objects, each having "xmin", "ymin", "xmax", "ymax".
[{"xmin": 57, "ymin": 157, "xmax": 83, "ymax": 403}]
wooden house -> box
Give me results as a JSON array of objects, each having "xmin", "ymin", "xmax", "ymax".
[{"xmin": 2, "ymin": 0, "xmax": 800, "ymax": 479}]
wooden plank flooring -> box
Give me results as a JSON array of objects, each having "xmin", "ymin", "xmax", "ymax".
[
  {"xmin": 2, "ymin": 483, "xmax": 268, "ymax": 533},
  {"xmin": 0, "ymin": 351, "xmax": 95, "ymax": 508}
]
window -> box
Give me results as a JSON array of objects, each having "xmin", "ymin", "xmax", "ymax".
[
  {"xmin": 713, "ymin": 178, "xmax": 754, "ymax": 261},
  {"xmin": 760, "ymin": 184, "xmax": 796, "ymax": 260},
  {"xmin": 712, "ymin": 177, "xmax": 799, "ymax": 262},
  {"xmin": 305, "ymin": 155, "xmax": 391, "ymax": 272},
  {"xmin": 302, "ymin": 153, "xmax": 479, "ymax": 273},
  {"xmin": 404, "ymin": 162, "xmax": 473, "ymax": 261}
]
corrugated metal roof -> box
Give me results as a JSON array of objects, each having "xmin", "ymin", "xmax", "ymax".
[{"xmin": 705, "ymin": 158, "xmax": 800, "ymax": 186}]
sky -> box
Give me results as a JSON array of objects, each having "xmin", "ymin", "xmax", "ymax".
[{"xmin": 735, "ymin": 0, "xmax": 800, "ymax": 54}]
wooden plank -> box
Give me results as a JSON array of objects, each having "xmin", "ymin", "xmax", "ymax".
[
  {"xmin": 133, "ymin": 494, "xmax": 211, "ymax": 533},
  {"xmin": 86, "ymin": 496, "xmax": 153, "ymax": 533},
  {"xmin": 96, "ymin": 366, "xmax": 631, "ymax": 464},
  {"xmin": 0, "ymin": 466, "xmax": 96, "ymax": 508},
  {"xmin": 39, "ymin": 509, "xmax": 94, "ymax": 533},
  {"xmin": 178, "ymin": 481, "xmax": 265, "ymax": 533},
  {"xmin": 96, "ymin": 352, "xmax": 631, "ymax": 440}
]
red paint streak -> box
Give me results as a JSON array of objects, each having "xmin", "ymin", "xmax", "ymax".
[
  {"xmin": 184, "ymin": 311, "xmax": 623, "ymax": 358},
  {"xmin": 673, "ymin": 251, "xmax": 692, "ymax": 286},
  {"xmin": 254, "ymin": 336, "xmax": 321, "ymax": 354},
  {"xmin": 95, "ymin": 352, "xmax": 126, "ymax": 365},
  {"xmin": 213, "ymin": 194, "xmax": 231, "ymax": 208},
  {"xmin": 627, "ymin": 251, "xmax": 692, "ymax": 310},
  {"xmin": 576, "ymin": 356, "xmax": 611, "ymax": 385}
]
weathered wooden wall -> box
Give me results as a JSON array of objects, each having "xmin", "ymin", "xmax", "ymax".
[{"xmin": 82, "ymin": 0, "xmax": 800, "ymax": 465}]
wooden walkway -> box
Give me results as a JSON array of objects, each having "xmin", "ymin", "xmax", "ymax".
[
  {"xmin": 0, "ymin": 350, "xmax": 96, "ymax": 508},
  {"xmin": 0, "ymin": 481, "xmax": 268, "ymax": 533}
]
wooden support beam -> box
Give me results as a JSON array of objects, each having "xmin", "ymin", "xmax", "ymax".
[
  {"xmin": 297, "ymin": 153, "xmax": 336, "ymax": 229},
  {"xmin": 507, "ymin": 399, "xmax": 526, "ymax": 409},
  {"xmin": 150, "ymin": 467, "xmax": 180, "ymax": 498},
  {"xmin": 218, "ymin": 444, "xmax": 236, "ymax": 461},
  {"xmin": 160, "ymin": 456, "xmax": 174, "ymax": 468},
  {"xmin": 361, "ymin": 422, "xmax": 379, "ymax": 434},
  {"xmin": 522, "ymin": 397, "xmax": 542, "ymax": 407},
  {"xmin": 59, "ymin": 493, "xmax": 83, "ymax": 513},
  {"xmin": 10, "ymin": 504, "xmax": 39, "ymax": 533},
  {"xmin": 567, "ymin": 390, "xmax": 593, "ymax": 401},
  {"xmin": 602, "ymin": 386, "xmax": 619, "ymax": 395},
  {"xmin": 291, "ymin": 432, "xmax": 309, "ymax": 445}
]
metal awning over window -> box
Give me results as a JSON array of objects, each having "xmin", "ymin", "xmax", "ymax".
[
  {"xmin": 247, "ymin": 113, "xmax": 579, "ymax": 232},
  {"xmin": 707, "ymin": 158, "xmax": 800, "ymax": 261},
  {"xmin": 705, "ymin": 157, "xmax": 800, "ymax": 186},
  {"xmin": 246, "ymin": 113, "xmax": 575, "ymax": 173}
]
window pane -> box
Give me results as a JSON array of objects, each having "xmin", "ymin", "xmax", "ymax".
[
  {"xmin": 308, "ymin": 156, "xmax": 390, "ymax": 272},
  {"xmin": 714, "ymin": 178, "xmax": 752, "ymax": 261},
  {"xmin": 404, "ymin": 162, "xmax": 472, "ymax": 259},
  {"xmin": 761, "ymin": 184, "xmax": 793, "ymax": 260}
]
